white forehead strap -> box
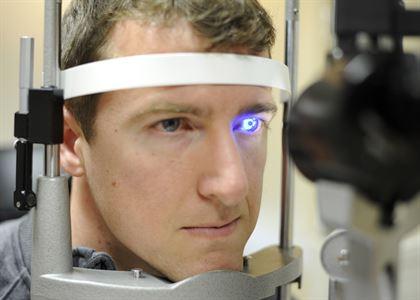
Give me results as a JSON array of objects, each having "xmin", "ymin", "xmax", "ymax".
[{"xmin": 60, "ymin": 53, "xmax": 291, "ymax": 100}]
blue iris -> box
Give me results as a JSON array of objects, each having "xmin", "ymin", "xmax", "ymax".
[{"xmin": 234, "ymin": 116, "xmax": 261, "ymax": 134}]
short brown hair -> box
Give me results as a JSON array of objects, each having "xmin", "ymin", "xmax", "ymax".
[{"xmin": 62, "ymin": 0, "xmax": 275, "ymax": 141}]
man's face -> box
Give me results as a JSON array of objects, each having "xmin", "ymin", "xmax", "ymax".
[{"xmin": 77, "ymin": 20, "xmax": 276, "ymax": 281}]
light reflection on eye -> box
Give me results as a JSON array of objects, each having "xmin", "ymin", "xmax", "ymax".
[{"xmin": 233, "ymin": 115, "xmax": 262, "ymax": 134}]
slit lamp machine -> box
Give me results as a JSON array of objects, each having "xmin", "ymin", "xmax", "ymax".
[{"xmin": 11, "ymin": 0, "xmax": 420, "ymax": 299}]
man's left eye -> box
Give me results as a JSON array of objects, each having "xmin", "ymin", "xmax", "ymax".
[{"xmin": 233, "ymin": 116, "xmax": 263, "ymax": 134}]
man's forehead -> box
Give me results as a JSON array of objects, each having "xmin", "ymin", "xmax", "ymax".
[{"xmin": 106, "ymin": 19, "xmax": 212, "ymax": 58}]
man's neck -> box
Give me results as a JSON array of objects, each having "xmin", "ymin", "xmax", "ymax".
[{"xmin": 70, "ymin": 176, "xmax": 163, "ymax": 276}]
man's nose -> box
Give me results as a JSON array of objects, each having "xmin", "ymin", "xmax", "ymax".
[{"xmin": 197, "ymin": 129, "xmax": 249, "ymax": 207}]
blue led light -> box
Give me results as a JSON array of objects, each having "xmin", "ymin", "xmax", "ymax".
[{"xmin": 234, "ymin": 116, "xmax": 261, "ymax": 134}]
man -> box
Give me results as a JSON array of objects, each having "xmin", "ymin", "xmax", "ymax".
[{"xmin": 0, "ymin": 0, "xmax": 277, "ymax": 298}]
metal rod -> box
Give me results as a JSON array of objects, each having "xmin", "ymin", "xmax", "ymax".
[
  {"xmin": 45, "ymin": 144, "xmax": 61, "ymax": 178},
  {"xmin": 278, "ymin": 0, "xmax": 299, "ymax": 299},
  {"xmin": 19, "ymin": 37, "xmax": 34, "ymax": 114},
  {"xmin": 43, "ymin": 0, "xmax": 62, "ymax": 178},
  {"xmin": 280, "ymin": 0, "xmax": 299, "ymax": 253}
]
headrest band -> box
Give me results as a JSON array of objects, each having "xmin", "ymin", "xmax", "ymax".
[{"xmin": 60, "ymin": 53, "xmax": 291, "ymax": 100}]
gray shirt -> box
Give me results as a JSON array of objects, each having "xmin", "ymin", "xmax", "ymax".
[{"xmin": 0, "ymin": 214, "xmax": 116, "ymax": 300}]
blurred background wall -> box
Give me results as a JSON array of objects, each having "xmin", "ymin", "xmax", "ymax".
[{"xmin": 1, "ymin": 1, "xmax": 419, "ymax": 299}]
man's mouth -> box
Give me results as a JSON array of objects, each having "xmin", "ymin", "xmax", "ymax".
[{"xmin": 181, "ymin": 217, "xmax": 240, "ymax": 238}]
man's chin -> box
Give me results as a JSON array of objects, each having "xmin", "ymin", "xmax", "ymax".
[{"xmin": 166, "ymin": 255, "xmax": 244, "ymax": 282}]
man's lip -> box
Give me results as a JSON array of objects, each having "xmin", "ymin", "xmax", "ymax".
[
  {"xmin": 181, "ymin": 217, "xmax": 240, "ymax": 238},
  {"xmin": 182, "ymin": 217, "xmax": 240, "ymax": 229}
]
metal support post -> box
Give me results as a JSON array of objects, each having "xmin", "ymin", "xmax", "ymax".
[
  {"xmin": 43, "ymin": 0, "xmax": 61, "ymax": 178},
  {"xmin": 278, "ymin": 0, "xmax": 299, "ymax": 299}
]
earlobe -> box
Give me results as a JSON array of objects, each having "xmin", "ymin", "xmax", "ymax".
[{"xmin": 60, "ymin": 108, "xmax": 86, "ymax": 177}]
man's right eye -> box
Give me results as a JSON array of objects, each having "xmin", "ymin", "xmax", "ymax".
[
  {"xmin": 159, "ymin": 118, "xmax": 181, "ymax": 132},
  {"xmin": 149, "ymin": 117, "xmax": 196, "ymax": 135},
  {"xmin": 153, "ymin": 118, "xmax": 196, "ymax": 133}
]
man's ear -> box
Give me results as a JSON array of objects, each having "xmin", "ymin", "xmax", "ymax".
[{"xmin": 61, "ymin": 107, "xmax": 86, "ymax": 177}]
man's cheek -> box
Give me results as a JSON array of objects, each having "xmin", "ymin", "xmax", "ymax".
[{"xmin": 245, "ymin": 171, "xmax": 264, "ymax": 226}]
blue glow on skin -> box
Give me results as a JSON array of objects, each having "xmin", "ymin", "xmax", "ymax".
[{"xmin": 233, "ymin": 115, "xmax": 261, "ymax": 135}]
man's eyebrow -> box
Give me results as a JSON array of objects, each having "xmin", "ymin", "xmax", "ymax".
[
  {"xmin": 142, "ymin": 103, "xmax": 206, "ymax": 115},
  {"xmin": 125, "ymin": 102, "xmax": 208, "ymax": 125},
  {"xmin": 238, "ymin": 102, "xmax": 278, "ymax": 117}
]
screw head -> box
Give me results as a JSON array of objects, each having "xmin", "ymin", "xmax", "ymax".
[
  {"xmin": 131, "ymin": 268, "xmax": 145, "ymax": 279},
  {"xmin": 16, "ymin": 201, "xmax": 21, "ymax": 208},
  {"xmin": 337, "ymin": 249, "xmax": 349, "ymax": 267}
]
